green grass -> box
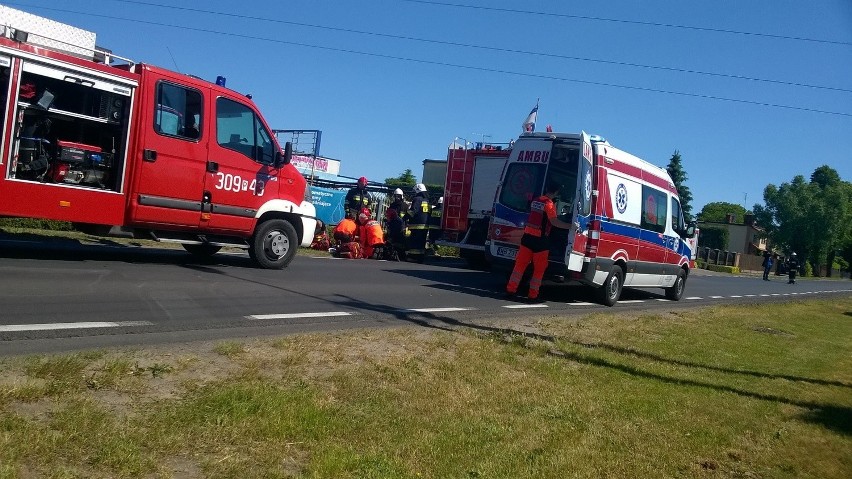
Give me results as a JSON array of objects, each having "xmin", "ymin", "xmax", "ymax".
[{"xmin": 0, "ymin": 300, "xmax": 850, "ymax": 478}]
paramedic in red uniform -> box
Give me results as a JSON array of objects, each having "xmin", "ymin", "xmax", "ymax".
[
  {"xmin": 358, "ymin": 208, "xmax": 385, "ymax": 259},
  {"xmin": 505, "ymin": 181, "xmax": 573, "ymax": 302}
]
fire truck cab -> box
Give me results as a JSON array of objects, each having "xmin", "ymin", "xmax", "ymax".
[
  {"xmin": 0, "ymin": 7, "xmax": 316, "ymax": 269},
  {"xmin": 487, "ymin": 131, "xmax": 698, "ymax": 306}
]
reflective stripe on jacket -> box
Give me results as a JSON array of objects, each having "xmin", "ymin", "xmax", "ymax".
[{"xmin": 523, "ymin": 195, "xmax": 555, "ymax": 238}]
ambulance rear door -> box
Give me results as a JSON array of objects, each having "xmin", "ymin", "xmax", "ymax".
[{"xmin": 546, "ymin": 133, "xmax": 593, "ymax": 272}]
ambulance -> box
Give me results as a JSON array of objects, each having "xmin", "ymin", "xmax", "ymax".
[{"xmin": 487, "ymin": 132, "xmax": 698, "ymax": 306}]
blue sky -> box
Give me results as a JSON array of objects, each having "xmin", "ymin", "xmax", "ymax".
[{"xmin": 7, "ymin": 0, "xmax": 851, "ymax": 213}]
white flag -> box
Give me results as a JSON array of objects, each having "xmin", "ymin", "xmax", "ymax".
[{"xmin": 522, "ymin": 104, "xmax": 538, "ymax": 132}]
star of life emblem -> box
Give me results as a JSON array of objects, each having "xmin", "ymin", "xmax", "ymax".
[{"xmin": 615, "ymin": 183, "xmax": 628, "ymax": 214}]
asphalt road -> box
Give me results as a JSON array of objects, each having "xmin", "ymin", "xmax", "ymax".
[{"xmin": 1, "ymin": 240, "xmax": 850, "ymax": 356}]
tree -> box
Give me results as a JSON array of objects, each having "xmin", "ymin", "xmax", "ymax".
[
  {"xmin": 384, "ymin": 169, "xmax": 417, "ymax": 189},
  {"xmin": 696, "ymin": 202, "xmax": 748, "ymax": 223},
  {"xmin": 753, "ymin": 165, "xmax": 852, "ymax": 277},
  {"xmin": 665, "ymin": 150, "xmax": 693, "ymax": 221}
]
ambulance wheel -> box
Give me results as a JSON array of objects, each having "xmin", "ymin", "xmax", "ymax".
[
  {"xmin": 182, "ymin": 243, "xmax": 222, "ymax": 257},
  {"xmin": 251, "ymin": 219, "xmax": 297, "ymax": 269},
  {"xmin": 598, "ymin": 266, "xmax": 623, "ymax": 307},
  {"xmin": 665, "ymin": 269, "xmax": 686, "ymax": 301}
]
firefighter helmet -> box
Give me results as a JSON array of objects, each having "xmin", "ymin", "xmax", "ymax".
[
  {"xmin": 393, "ymin": 188, "xmax": 403, "ymax": 196},
  {"xmin": 358, "ymin": 176, "xmax": 368, "ymax": 187},
  {"xmin": 413, "ymin": 183, "xmax": 427, "ymax": 194}
]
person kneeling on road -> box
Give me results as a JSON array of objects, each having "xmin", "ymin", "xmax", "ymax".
[
  {"xmin": 358, "ymin": 208, "xmax": 385, "ymax": 259},
  {"xmin": 332, "ymin": 213, "xmax": 362, "ymax": 259}
]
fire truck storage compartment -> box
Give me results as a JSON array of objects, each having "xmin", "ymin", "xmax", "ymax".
[{"xmin": 10, "ymin": 60, "xmax": 131, "ymax": 192}]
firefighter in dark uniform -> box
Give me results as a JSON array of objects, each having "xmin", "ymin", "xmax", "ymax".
[
  {"xmin": 405, "ymin": 183, "xmax": 430, "ymax": 262},
  {"xmin": 345, "ymin": 176, "xmax": 373, "ymax": 219},
  {"xmin": 388, "ymin": 188, "xmax": 409, "ymax": 219},
  {"xmin": 786, "ymin": 252, "xmax": 799, "ymax": 284},
  {"xmin": 427, "ymin": 196, "xmax": 444, "ymax": 255}
]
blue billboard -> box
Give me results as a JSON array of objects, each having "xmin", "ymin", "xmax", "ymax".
[{"xmin": 310, "ymin": 187, "xmax": 348, "ymax": 225}]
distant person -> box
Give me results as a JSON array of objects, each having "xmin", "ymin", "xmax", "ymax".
[
  {"xmin": 357, "ymin": 208, "xmax": 385, "ymax": 259},
  {"xmin": 388, "ymin": 188, "xmax": 409, "ymax": 220},
  {"xmin": 761, "ymin": 250, "xmax": 774, "ymax": 281},
  {"xmin": 786, "ymin": 253, "xmax": 799, "ymax": 284},
  {"xmin": 427, "ymin": 196, "xmax": 444, "ymax": 254},
  {"xmin": 346, "ymin": 176, "xmax": 373, "ymax": 218},
  {"xmin": 310, "ymin": 220, "xmax": 330, "ymax": 251},
  {"xmin": 505, "ymin": 181, "xmax": 573, "ymax": 302},
  {"xmin": 332, "ymin": 213, "xmax": 358, "ymax": 245},
  {"xmin": 332, "ymin": 214, "xmax": 362, "ymax": 259},
  {"xmin": 405, "ymin": 183, "xmax": 431, "ymax": 262},
  {"xmin": 384, "ymin": 208, "xmax": 406, "ymax": 261}
]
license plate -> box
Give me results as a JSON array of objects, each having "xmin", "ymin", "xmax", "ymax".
[{"xmin": 496, "ymin": 246, "xmax": 517, "ymax": 260}]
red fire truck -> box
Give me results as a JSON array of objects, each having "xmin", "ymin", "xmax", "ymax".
[
  {"xmin": 438, "ymin": 141, "xmax": 510, "ymax": 267},
  {"xmin": 0, "ymin": 7, "xmax": 316, "ymax": 269}
]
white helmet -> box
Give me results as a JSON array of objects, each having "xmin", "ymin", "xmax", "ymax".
[
  {"xmin": 413, "ymin": 183, "xmax": 427, "ymax": 194},
  {"xmin": 394, "ymin": 188, "xmax": 404, "ymax": 196}
]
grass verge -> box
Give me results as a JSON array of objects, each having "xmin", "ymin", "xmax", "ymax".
[{"xmin": 0, "ymin": 299, "xmax": 850, "ymax": 478}]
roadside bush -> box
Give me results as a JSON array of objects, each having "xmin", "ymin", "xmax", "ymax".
[
  {"xmin": 706, "ymin": 264, "xmax": 740, "ymax": 274},
  {"xmin": 0, "ymin": 218, "xmax": 73, "ymax": 230},
  {"xmin": 804, "ymin": 262, "xmax": 814, "ymax": 277}
]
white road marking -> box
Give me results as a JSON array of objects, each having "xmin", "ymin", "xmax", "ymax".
[
  {"xmin": 686, "ymin": 297, "xmax": 702, "ymax": 300},
  {"xmin": 710, "ymin": 296, "xmax": 723, "ymax": 299},
  {"xmin": 246, "ymin": 312, "xmax": 352, "ymax": 320},
  {"xmin": 0, "ymin": 321, "xmax": 153, "ymax": 333},
  {"xmin": 744, "ymin": 294, "xmax": 756, "ymax": 297},
  {"xmin": 568, "ymin": 302, "xmax": 597, "ymax": 306},
  {"xmin": 618, "ymin": 300, "xmax": 645, "ymax": 304},
  {"xmin": 503, "ymin": 304, "xmax": 549, "ymax": 309},
  {"xmin": 655, "ymin": 298, "xmax": 670, "ymax": 301},
  {"xmin": 730, "ymin": 295, "xmax": 742, "ymax": 298},
  {"xmin": 405, "ymin": 307, "xmax": 475, "ymax": 313}
]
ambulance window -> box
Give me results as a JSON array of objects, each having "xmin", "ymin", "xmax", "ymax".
[
  {"xmin": 154, "ymin": 82, "xmax": 203, "ymax": 140},
  {"xmin": 216, "ymin": 98, "xmax": 275, "ymax": 164},
  {"xmin": 499, "ymin": 163, "xmax": 545, "ymax": 212},
  {"xmin": 671, "ymin": 197, "xmax": 685, "ymax": 231},
  {"xmin": 641, "ymin": 185, "xmax": 667, "ymax": 233}
]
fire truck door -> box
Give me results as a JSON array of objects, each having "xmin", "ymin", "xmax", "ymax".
[
  {"xmin": 202, "ymin": 97, "xmax": 279, "ymax": 233},
  {"xmin": 132, "ymin": 79, "xmax": 208, "ymax": 227}
]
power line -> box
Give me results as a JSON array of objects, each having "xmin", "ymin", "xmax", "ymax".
[
  {"xmin": 399, "ymin": 0, "xmax": 852, "ymax": 47},
  {"xmin": 73, "ymin": 0, "xmax": 851, "ymax": 94},
  {"xmin": 8, "ymin": 4, "xmax": 852, "ymax": 118}
]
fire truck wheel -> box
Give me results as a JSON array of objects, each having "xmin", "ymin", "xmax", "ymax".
[
  {"xmin": 182, "ymin": 243, "xmax": 222, "ymax": 257},
  {"xmin": 598, "ymin": 266, "xmax": 623, "ymax": 307},
  {"xmin": 665, "ymin": 269, "xmax": 686, "ymax": 301},
  {"xmin": 251, "ymin": 219, "xmax": 298, "ymax": 269}
]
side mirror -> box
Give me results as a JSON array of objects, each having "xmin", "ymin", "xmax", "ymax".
[
  {"xmin": 684, "ymin": 222, "xmax": 696, "ymax": 237},
  {"xmin": 277, "ymin": 141, "xmax": 292, "ymax": 166}
]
